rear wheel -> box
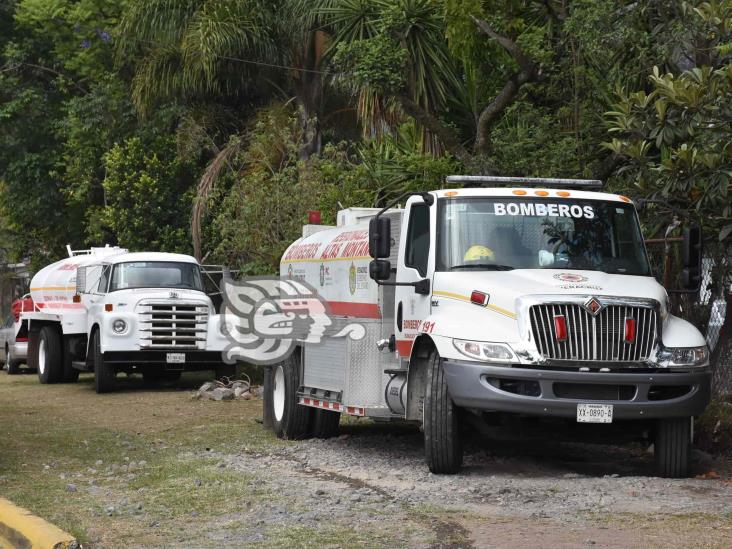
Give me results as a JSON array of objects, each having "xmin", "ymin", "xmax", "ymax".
[
  {"xmin": 311, "ymin": 409, "xmax": 341, "ymax": 439},
  {"xmin": 423, "ymin": 350, "xmax": 463, "ymax": 474},
  {"xmin": 655, "ymin": 417, "xmax": 692, "ymax": 478},
  {"xmin": 267, "ymin": 352, "xmax": 312, "ymax": 440},
  {"xmin": 37, "ymin": 326, "xmax": 63, "ymax": 384},
  {"xmin": 92, "ymin": 330, "xmax": 116, "ymax": 394}
]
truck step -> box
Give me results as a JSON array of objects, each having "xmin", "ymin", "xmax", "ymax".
[{"xmin": 71, "ymin": 360, "xmax": 90, "ymax": 372}]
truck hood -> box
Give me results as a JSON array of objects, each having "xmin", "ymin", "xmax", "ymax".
[
  {"xmin": 434, "ymin": 269, "xmax": 666, "ymax": 307},
  {"xmin": 431, "ymin": 269, "xmax": 667, "ymax": 343},
  {"xmin": 105, "ymin": 288, "xmax": 211, "ymax": 309}
]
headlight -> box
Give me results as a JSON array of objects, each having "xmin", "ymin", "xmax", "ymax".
[
  {"xmin": 657, "ymin": 345, "xmax": 709, "ymax": 368},
  {"xmin": 112, "ymin": 319, "xmax": 127, "ymax": 334},
  {"xmin": 453, "ymin": 339, "xmax": 517, "ymax": 363}
]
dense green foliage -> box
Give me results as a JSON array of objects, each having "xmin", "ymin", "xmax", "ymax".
[{"xmin": 0, "ymin": 0, "xmax": 730, "ymax": 273}]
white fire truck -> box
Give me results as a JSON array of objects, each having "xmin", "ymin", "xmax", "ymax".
[
  {"xmin": 22, "ymin": 246, "xmax": 232, "ymax": 393},
  {"xmin": 265, "ymin": 177, "xmax": 711, "ymax": 478}
]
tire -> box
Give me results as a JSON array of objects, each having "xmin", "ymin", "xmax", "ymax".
[
  {"xmin": 37, "ymin": 326, "xmax": 63, "ymax": 384},
  {"xmin": 655, "ymin": 417, "xmax": 692, "ymax": 478},
  {"xmin": 268, "ymin": 352, "xmax": 312, "ymax": 440},
  {"xmin": 423, "ymin": 350, "xmax": 463, "ymax": 474},
  {"xmin": 5, "ymin": 346, "xmax": 21, "ymax": 375},
  {"xmin": 262, "ymin": 366, "xmax": 274, "ymax": 430},
  {"xmin": 215, "ymin": 364, "xmax": 236, "ymax": 380},
  {"xmin": 311, "ymin": 409, "xmax": 341, "ymax": 439},
  {"xmin": 61, "ymin": 337, "xmax": 79, "ymax": 383},
  {"xmin": 92, "ymin": 330, "xmax": 116, "ymax": 393}
]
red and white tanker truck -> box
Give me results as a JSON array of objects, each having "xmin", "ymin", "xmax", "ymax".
[
  {"xmin": 22, "ymin": 246, "xmax": 233, "ymax": 392},
  {"xmin": 264, "ymin": 176, "xmax": 711, "ymax": 478}
]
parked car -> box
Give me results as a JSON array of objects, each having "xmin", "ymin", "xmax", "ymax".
[{"xmin": 1, "ymin": 296, "xmax": 31, "ymax": 374}]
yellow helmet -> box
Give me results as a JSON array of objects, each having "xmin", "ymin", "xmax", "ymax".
[{"xmin": 464, "ymin": 245, "xmax": 494, "ymax": 262}]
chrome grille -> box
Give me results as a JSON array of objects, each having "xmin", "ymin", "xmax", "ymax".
[
  {"xmin": 137, "ymin": 302, "xmax": 209, "ymax": 349},
  {"xmin": 529, "ymin": 303, "xmax": 658, "ymax": 362}
]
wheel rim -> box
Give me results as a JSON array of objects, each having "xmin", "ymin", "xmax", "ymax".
[
  {"xmin": 38, "ymin": 339, "xmax": 46, "ymax": 375},
  {"xmin": 273, "ymin": 365, "xmax": 286, "ymax": 422}
]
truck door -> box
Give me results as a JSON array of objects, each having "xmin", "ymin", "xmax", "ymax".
[{"xmin": 394, "ymin": 201, "xmax": 432, "ymax": 358}]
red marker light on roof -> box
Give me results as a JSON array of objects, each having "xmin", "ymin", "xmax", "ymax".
[
  {"xmin": 625, "ymin": 318, "xmax": 636, "ymax": 343},
  {"xmin": 470, "ymin": 291, "xmax": 489, "ymax": 306},
  {"xmin": 554, "ymin": 315, "xmax": 568, "ymax": 341},
  {"xmin": 308, "ymin": 210, "xmax": 322, "ymax": 224}
]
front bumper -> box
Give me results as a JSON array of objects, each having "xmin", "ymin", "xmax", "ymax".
[
  {"xmin": 103, "ymin": 350, "xmax": 227, "ymax": 370},
  {"xmin": 442, "ymin": 359, "xmax": 711, "ymax": 420}
]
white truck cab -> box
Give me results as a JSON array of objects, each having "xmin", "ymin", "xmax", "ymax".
[
  {"xmin": 23, "ymin": 247, "xmax": 232, "ymax": 392},
  {"xmin": 265, "ymin": 177, "xmax": 710, "ymax": 478}
]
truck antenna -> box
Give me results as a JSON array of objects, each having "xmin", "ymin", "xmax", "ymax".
[{"xmin": 446, "ymin": 175, "xmax": 604, "ymax": 189}]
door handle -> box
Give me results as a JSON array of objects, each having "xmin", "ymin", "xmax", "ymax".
[{"xmin": 397, "ymin": 301, "xmax": 403, "ymax": 332}]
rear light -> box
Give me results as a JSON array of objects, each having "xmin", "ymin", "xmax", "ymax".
[
  {"xmin": 554, "ymin": 315, "xmax": 568, "ymax": 341},
  {"xmin": 308, "ymin": 210, "xmax": 321, "ymax": 224},
  {"xmin": 470, "ymin": 291, "xmax": 489, "ymax": 306},
  {"xmin": 625, "ymin": 318, "xmax": 636, "ymax": 343}
]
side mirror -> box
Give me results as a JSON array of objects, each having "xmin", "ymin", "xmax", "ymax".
[
  {"xmin": 681, "ymin": 225, "xmax": 702, "ymax": 290},
  {"xmin": 369, "ymin": 259, "xmax": 391, "ymax": 281},
  {"xmin": 75, "ymin": 266, "xmax": 88, "ymax": 294},
  {"xmin": 369, "ymin": 216, "xmax": 391, "ymax": 259}
]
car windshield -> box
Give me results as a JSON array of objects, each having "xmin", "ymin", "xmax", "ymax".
[
  {"xmin": 109, "ymin": 262, "xmax": 203, "ymax": 291},
  {"xmin": 437, "ymin": 197, "xmax": 651, "ymax": 276}
]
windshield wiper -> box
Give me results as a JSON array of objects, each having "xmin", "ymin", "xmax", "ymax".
[{"xmin": 450, "ymin": 263, "xmax": 514, "ymax": 271}]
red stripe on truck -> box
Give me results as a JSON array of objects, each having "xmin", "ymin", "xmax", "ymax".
[{"xmin": 327, "ymin": 301, "xmax": 381, "ymax": 319}]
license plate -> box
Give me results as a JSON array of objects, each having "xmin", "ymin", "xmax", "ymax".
[
  {"xmin": 576, "ymin": 403, "xmax": 613, "ymax": 423},
  {"xmin": 166, "ymin": 353, "xmax": 185, "ymax": 364}
]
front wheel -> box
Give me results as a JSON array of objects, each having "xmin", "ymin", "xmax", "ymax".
[
  {"xmin": 265, "ymin": 352, "xmax": 312, "ymax": 440},
  {"xmin": 92, "ymin": 330, "xmax": 116, "ymax": 394},
  {"xmin": 655, "ymin": 417, "xmax": 692, "ymax": 478},
  {"xmin": 423, "ymin": 350, "xmax": 463, "ymax": 474}
]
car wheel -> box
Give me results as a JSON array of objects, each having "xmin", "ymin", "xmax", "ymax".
[{"xmin": 6, "ymin": 346, "xmax": 21, "ymax": 375}]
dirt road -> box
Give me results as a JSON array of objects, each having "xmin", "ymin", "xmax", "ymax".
[{"xmin": 1, "ymin": 371, "xmax": 730, "ymax": 547}]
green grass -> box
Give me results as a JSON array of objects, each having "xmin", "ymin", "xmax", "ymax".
[{"xmin": 0, "ymin": 372, "xmax": 428, "ymax": 547}]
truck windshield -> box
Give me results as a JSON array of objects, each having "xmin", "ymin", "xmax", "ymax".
[
  {"xmin": 437, "ymin": 197, "xmax": 651, "ymax": 275},
  {"xmin": 109, "ymin": 262, "xmax": 203, "ymax": 291}
]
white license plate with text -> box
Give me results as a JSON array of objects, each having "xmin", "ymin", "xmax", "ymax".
[
  {"xmin": 576, "ymin": 403, "xmax": 613, "ymax": 423},
  {"xmin": 166, "ymin": 353, "xmax": 186, "ymax": 364}
]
